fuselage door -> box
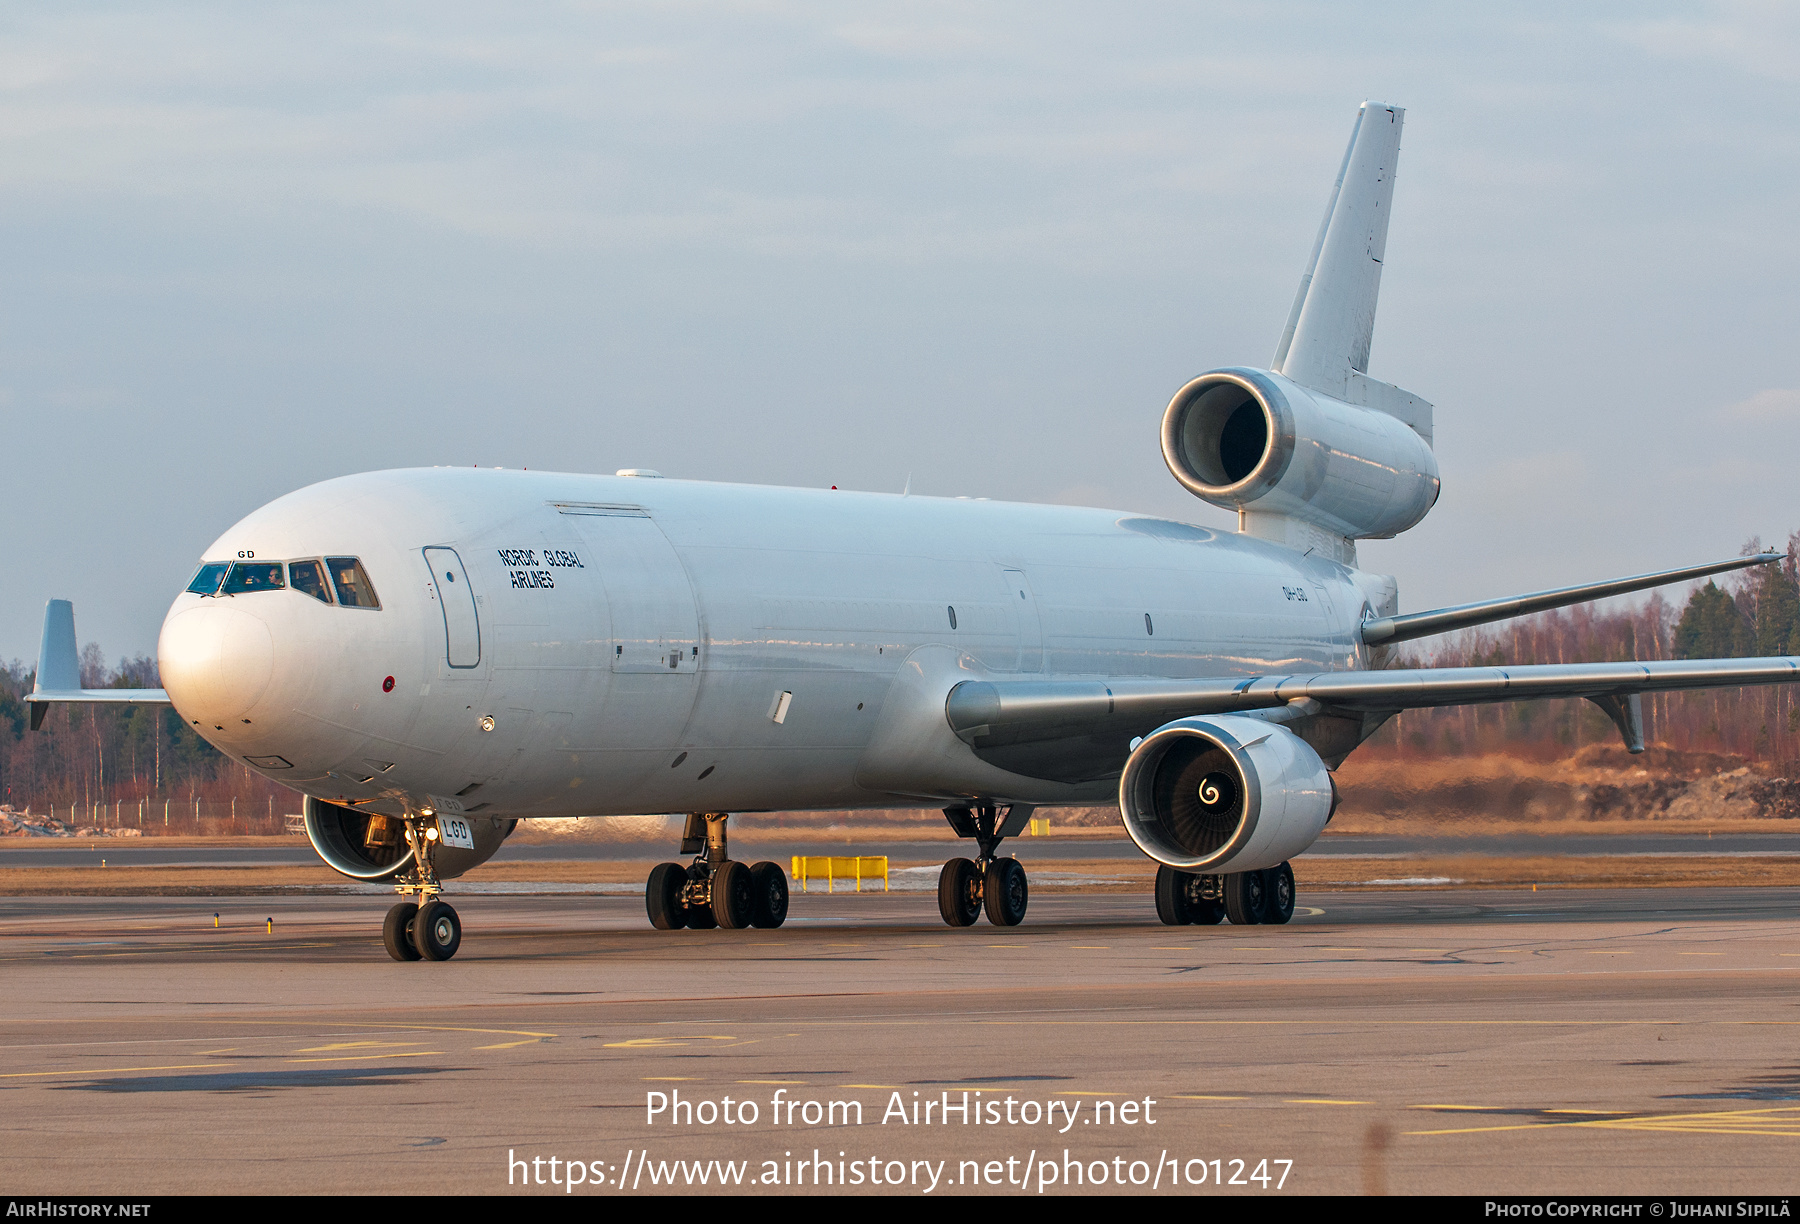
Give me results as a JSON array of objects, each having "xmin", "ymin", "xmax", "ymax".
[
  {"xmin": 559, "ymin": 509, "xmax": 700, "ymax": 674},
  {"xmin": 1001, "ymin": 568, "xmax": 1043, "ymax": 672},
  {"xmin": 423, "ymin": 547, "xmax": 481, "ymax": 668}
]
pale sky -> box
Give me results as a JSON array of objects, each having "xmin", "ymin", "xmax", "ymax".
[{"xmin": 5, "ymin": 2, "xmax": 1798, "ymax": 663}]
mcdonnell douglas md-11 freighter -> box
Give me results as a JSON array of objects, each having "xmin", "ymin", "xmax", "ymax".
[{"xmin": 29, "ymin": 102, "xmax": 1799, "ymax": 960}]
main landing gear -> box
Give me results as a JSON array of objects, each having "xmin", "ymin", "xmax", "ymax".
[
  {"xmin": 937, "ymin": 803, "xmax": 1034, "ymax": 928},
  {"xmin": 1155, "ymin": 861, "xmax": 1296, "ymax": 926},
  {"xmin": 382, "ymin": 813, "xmax": 465, "ymax": 962},
  {"xmin": 645, "ymin": 812, "xmax": 789, "ymax": 931}
]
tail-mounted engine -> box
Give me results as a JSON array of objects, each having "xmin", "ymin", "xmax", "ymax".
[
  {"xmin": 1161, "ymin": 366, "xmax": 1439, "ymax": 541},
  {"xmin": 1118, "ymin": 715, "xmax": 1335, "ymax": 874},
  {"xmin": 303, "ymin": 795, "xmax": 513, "ymax": 882}
]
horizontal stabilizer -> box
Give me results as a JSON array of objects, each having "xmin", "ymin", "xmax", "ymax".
[
  {"xmin": 1360, "ymin": 552, "xmax": 1779, "ymax": 646},
  {"xmin": 28, "ymin": 599, "xmax": 170, "ymax": 730}
]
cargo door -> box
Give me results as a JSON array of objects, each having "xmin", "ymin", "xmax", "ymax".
[{"xmin": 555, "ymin": 506, "xmax": 700, "ymax": 674}]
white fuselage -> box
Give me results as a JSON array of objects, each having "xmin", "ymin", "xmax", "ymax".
[{"xmin": 157, "ymin": 468, "xmax": 1387, "ymax": 820}]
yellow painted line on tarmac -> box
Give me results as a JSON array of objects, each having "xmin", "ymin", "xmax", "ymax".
[
  {"xmin": 1544, "ymin": 1109, "xmax": 1630, "ymax": 1115},
  {"xmin": 1409, "ymin": 1105, "xmax": 1503, "ymax": 1111},
  {"xmin": 1410, "ymin": 1105, "xmax": 1800, "ymax": 1138},
  {"xmin": 605, "ymin": 1036, "xmax": 737, "ymax": 1048},
  {"xmin": 0, "ymin": 1062, "xmax": 224, "ymax": 1079},
  {"xmin": 475, "ymin": 1039, "xmax": 550, "ymax": 1050},
  {"xmin": 66, "ymin": 943, "xmax": 334, "ymax": 958},
  {"xmin": 285, "ymin": 1052, "xmax": 441, "ymax": 1064},
  {"xmin": 296, "ymin": 1041, "xmax": 421, "ymax": 1053},
  {"xmin": 1287, "ymin": 1098, "xmax": 1372, "ymax": 1106},
  {"xmin": 248, "ymin": 1022, "xmax": 559, "ymax": 1039}
]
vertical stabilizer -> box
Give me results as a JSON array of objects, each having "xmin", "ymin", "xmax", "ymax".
[{"xmin": 1273, "ymin": 102, "xmax": 1404, "ymax": 399}]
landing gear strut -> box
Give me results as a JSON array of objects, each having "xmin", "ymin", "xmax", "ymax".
[
  {"xmin": 382, "ymin": 812, "xmax": 464, "ymax": 962},
  {"xmin": 937, "ymin": 803, "xmax": 1034, "ymax": 928},
  {"xmin": 646, "ymin": 812, "xmax": 789, "ymax": 931},
  {"xmin": 1155, "ymin": 862, "xmax": 1295, "ymax": 927}
]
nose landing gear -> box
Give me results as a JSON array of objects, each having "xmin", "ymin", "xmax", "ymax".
[
  {"xmin": 644, "ymin": 813, "xmax": 789, "ymax": 931},
  {"xmin": 1155, "ymin": 861, "xmax": 1296, "ymax": 926},
  {"xmin": 937, "ymin": 803, "xmax": 1033, "ymax": 928},
  {"xmin": 381, "ymin": 813, "xmax": 464, "ymax": 961}
]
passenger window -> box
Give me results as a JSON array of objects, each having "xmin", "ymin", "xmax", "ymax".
[
  {"xmin": 223, "ymin": 562, "xmax": 286, "ymax": 594},
  {"xmin": 327, "ymin": 557, "xmax": 381, "ymax": 609},
  {"xmin": 186, "ymin": 563, "xmax": 229, "ymax": 596},
  {"xmin": 288, "ymin": 560, "xmax": 333, "ymax": 604}
]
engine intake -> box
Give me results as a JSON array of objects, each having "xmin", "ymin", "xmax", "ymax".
[
  {"xmin": 303, "ymin": 795, "xmax": 513, "ymax": 882},
  {"xmin": 1161, "ymin": 367, "xmax": 1439, "ymax": 541},
  {"xmin": 1118, "ymin": 716, "xmax": 1333, "ymax": 873}
]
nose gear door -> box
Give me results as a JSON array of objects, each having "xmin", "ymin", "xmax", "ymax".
[{"xmin": 423, "ymin": 547, "xmax": 481, "ymax": 668}]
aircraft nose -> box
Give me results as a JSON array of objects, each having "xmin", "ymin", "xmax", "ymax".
[{"xmin": 158, "ymin": 603, "xmax": 275, "ymax": 725}]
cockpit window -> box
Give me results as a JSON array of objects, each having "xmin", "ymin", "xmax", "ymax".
[
  {"xmin": 288, "ymin": 560, "xmax": 333, "ymax": 604},
  {"xmin": 186, "ymin": 562, "xmax": 229, "ymax": 596},
  {"xmin": 327, "ymin": 557, "xmax": 381, "ymax": 609},
  {"xmin": 222, "ymin": 562, "xmax": 286, "ymax": 594}
]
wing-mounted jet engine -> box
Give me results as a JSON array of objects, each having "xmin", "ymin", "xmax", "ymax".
[
  {"xmin": 302, "ymin": 796, "xmax": 513, "ymax": 883},
  {"xmin": 1163, "ymin": 102, "xmax": 1438, "ymax": 566}
]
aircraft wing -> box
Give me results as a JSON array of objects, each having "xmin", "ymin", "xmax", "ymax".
[
  {"xmin": 25, "ymin": 600, "xmax": 170, "ymax": 730},
  {"xmin": 944, "ymin": 656, "xmax": 1800, "ymax": 781}
]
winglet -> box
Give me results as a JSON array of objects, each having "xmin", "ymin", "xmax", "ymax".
[
  {"xmin": 36, "ymin": 600, "xmax": 81, "ymax": 692},
  {"xmin": 27, "ymin": 599, "xmax": 170, "ymax": 729}
]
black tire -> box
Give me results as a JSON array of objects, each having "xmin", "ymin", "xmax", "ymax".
[
  {"xmin": 937, "ymin": 858, "xmax": 981, "ymax": 927},
  {"xmin": 712, "ymin": 860, "xmax": 755, "ymax": 929},
  {"xmin": 1191, "ymin": 894, "xmax": 1226, "ymax": 925},
  {"xmin": 1155, "ymin": 864, "xmax": 1192, "ymax": 925},
  {"xmin": 646, "ymin": 862, "xmax": 689, "ymax": 930},
  {"xmin": 984, "ymin": 858, "xmax": 1029, "ymax": 927},
  {"xmin": 1262, "ymin": 861, "xmax": 1296, "ymax": 925},
  {"xmin": 413, "ymin": 900, "xmax": 461, "ymax": 961},
  {"xmin": 383, "ymin": 902, "xmax": 421, "ymax": 961},
  {"xmin": 749, "ymin": 861, "xmax": 789, "ymax": 928},
  {"xmin": 1223, "ymin": 870, "xmax": 1266, "ymax": 926}
]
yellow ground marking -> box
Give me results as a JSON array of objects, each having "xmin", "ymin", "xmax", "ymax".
[
  {"xmin": 738, "ymin": 1079, "xmax": 808, "ymax": 1084},
  {"xmin": 225, "ymin": 1021, "xmax": 558, "ymax": 1039},
  {"xmin": 67, "ymin": 943, "xmax": 333, "ymax": 958},
  {"xmin": 1409, "ymin": 1105, "xmax": 1800, "ymax": 1138},
  {"xmin": 604, "ymin": 1036, "xmax": 736, "ymax": 1049},
  {"xmin": 1544, "ymin": 1109, "xmax": 1631, "ymax": 1115},
  {"xmin": 296, "ymin": 1041, "xmax": 421, "ymax": 1053},
  {"xmin": 1409, "ymin": 1105, "xmax": 1503, "ymax": 1111},
  {"xmin": 200, "ymin": 1048, "xmax": 239, "ymax": 1055},
  {"xmin": 1172, "ymin": 1095, "xmax": 1247, "ymax": 1101},
  {"xmin": 474, "ymin": 1039, "xmax": 550, "ymax": 1050},
  {"xmin": 1287, "ymin": 1098, "xmax": 1372, "ymax": 1106},
  {"xmin": 285, "ymin": 1052, "xmax": 441, "ymax": 1064},
  {"xmin": 0, "ymin": 1062, "xmax": 222, "ymax": 1079}
]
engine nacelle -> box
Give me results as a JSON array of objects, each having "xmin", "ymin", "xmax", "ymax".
[
  {"xmin": 303, "ymin": 795, "xmax": 514, "ymax": 882},
  {"xmin": 1161, "ymin": 366, "xmax": 1439, "ymax": 540},
  {"xmin": 1118, "ymin": 715, "xmax": 1334, "ymax": 873}
]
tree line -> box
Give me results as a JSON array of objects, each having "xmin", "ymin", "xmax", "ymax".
[{"xmin": 6, "ymin": 533, "xmax": 1800, "ymax": 827}]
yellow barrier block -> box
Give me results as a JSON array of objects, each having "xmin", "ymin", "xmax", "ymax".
[
  {"xmin": 789, "ymin": 855, "xmax": 889, "ymax": 894},
  {"xmin": 1027, "ymin": 817, "xmax": 1050, "ymax": 836}
]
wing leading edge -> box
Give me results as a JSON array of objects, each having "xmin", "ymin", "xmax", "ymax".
[{"xmin": 945, "ymin": 656, "xmax": 1800, "ymax": 782}]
